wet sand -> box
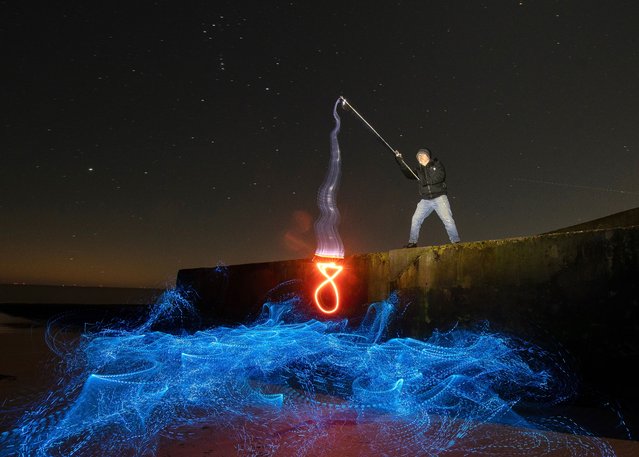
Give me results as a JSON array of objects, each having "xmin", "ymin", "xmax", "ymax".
[
  {"xmin": 157, "ymin": 417, "xmax": 639, "ymax": 457},
  {"xmin": 0, "ymin": 313, "xmax": 63, "ymax": 434}
]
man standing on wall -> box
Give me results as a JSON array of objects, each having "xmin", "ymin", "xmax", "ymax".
[{"xmin": 394, "ymin": 148, "xmax": 461, "ymax": 247}]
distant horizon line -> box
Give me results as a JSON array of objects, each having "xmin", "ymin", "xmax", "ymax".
[{"xmin": 1, "ymin": 283, "xmax": 167, "ymax": 290}]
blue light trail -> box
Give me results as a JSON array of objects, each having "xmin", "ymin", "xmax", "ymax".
[{"xmin": 0, "ymin": 290, "xmax": 617, "ymax": 456}]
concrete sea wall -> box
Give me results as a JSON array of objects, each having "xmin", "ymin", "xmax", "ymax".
[{"xmin": 177, "ymin": 210, "xmax": 639, "ymax": 401}]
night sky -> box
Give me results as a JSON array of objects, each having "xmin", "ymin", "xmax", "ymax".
[{"xmin": 2, "ymin": 1, "xmax": 638, "ymax": 288}]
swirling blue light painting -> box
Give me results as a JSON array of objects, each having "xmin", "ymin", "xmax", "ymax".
[{"xmin": 0, "ymin": 289, "xmax": 624, "ymax": 456}]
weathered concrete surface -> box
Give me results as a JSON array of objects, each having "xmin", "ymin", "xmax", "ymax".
[
  {"xmin": 177, "ymin": 227, "xmax": 638, "ymax": 331},
  {"xmin": 177, "ymin": 209, "xmax": 639, "ymax": 401}
]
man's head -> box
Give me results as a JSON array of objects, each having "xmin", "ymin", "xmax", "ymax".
[{"xmin": 416, "ymin": 148, "xmax": 431, "ymax": 166}]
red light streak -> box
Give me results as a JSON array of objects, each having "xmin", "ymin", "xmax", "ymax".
[{"xmin": 313, "ymin": 259, "xmax": 343, "ymax": 314}]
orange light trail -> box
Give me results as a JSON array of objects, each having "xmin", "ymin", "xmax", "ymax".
[{"xmin": 313, "ymin": 259, "xmax": 343, "ymax": 314}]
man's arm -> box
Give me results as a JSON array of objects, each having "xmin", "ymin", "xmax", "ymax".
[{"xmin": 394, "ymin": 151, "xmax": 418, "ymax": 180}]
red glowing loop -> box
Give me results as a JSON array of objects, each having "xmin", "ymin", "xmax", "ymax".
[{"xmin": 314, "ymin": 261, "xmax": 343, "ymax": 314}]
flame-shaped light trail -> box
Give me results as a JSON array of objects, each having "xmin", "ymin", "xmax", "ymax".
[{"xmin": 313, "ymin": 98, "xmax": 346, "ymax": 314}]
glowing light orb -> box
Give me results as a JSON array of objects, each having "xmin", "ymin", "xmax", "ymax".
[{"xmin": 314, "ymin": 259, "xmax": 343, "ymax": 314}]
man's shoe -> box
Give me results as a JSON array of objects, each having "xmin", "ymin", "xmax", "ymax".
[{"xmin": 403, "ymin": 243, "xmax": 417, "ymax": 248}]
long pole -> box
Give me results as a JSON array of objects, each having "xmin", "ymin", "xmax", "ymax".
[{"xmin": 339, "ymin": 96, "xmax": 419, "ymax": 180}]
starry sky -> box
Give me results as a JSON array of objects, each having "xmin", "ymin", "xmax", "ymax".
[{"xmin": 2, "ymin": 1, "xmax": 638, "ymax": 288}]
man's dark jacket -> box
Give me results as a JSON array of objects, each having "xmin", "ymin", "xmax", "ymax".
[{"xmin": 396, "ymin": 156, "xmax": 448, "ymax": 200}]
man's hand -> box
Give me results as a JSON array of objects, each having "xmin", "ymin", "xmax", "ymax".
[{"xmin": 394, "ymin": 150, "xmax": 402, "ymax": 158}]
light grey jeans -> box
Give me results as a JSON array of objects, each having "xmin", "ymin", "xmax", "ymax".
[{"xmin": 409, "ymin": 195, "xmax": 460, "ymax": 244}]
